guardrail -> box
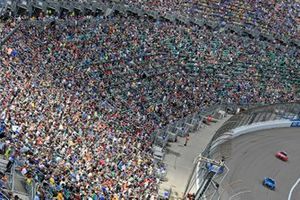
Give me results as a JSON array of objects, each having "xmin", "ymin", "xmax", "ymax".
[
  {"xmin": 151, "ymin": 102, "xmax": 293, "ymax": 157},
  {"xmin": 153, "ymin": 102, "xmax": 299, "ymax": 170},
  {"xmin": 209, "ymin": 119, "xmax": 293, "ymax": 156},
  {"xmin": 184, "ymin": 102, "xmax": 300, "ymax": 199},
  {"xmin": 202, "ymin": 102, "xmax": 300, "ymax": 157}
]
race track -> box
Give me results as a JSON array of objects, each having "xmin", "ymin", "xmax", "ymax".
[{"xmin": 218, "ymin": 128, "xmax": 300, "ymax": 200}]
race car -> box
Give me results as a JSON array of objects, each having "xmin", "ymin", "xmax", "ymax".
[
  {"xmin": 262, "ymin": 177, "xmax": 276, "ymax": 190},
  {"xmin": 275, "ymin": 151, "xmax": 288, "ymax": 161}
]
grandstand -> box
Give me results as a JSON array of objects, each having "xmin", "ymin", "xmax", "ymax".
[{"xmin": 0, "ymin": 0, "xmax": 299, "ymax": 199}]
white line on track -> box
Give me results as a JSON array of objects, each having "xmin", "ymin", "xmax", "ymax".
[
  {"xmin": 229, "ymin": 190, "xmax": 251, "ymax": 200},
  {"xmin": 288, "ymin": 178, "xmax": 300, "ymax": 200}
]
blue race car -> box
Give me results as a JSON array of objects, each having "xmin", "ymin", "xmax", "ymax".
[{"xmin": 262, "ymin": 177, "xmax": 276, "ymax": 190}]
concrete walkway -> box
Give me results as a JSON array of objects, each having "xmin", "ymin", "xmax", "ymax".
[{"xmin": 159, "ymin": 115, "xmax": 232, "ymax": 199}]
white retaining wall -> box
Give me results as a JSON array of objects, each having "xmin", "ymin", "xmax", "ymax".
[{"xmin": 210, "ymin": 119, "xmax": 295, "ymax": 154}]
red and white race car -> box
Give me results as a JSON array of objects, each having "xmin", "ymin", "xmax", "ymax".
[{"xmin": 275, "ymin": 151, "xmax": 288, "ymax": 161}]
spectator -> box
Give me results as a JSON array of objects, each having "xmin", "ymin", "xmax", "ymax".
[{"xmin": 184, "ymin": 134, "xmax": 190, "ymax": 146}]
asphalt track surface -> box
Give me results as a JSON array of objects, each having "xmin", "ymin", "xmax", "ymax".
[{"xmin": 218, "ymin": 128, "xmax": 300, "ymax": 200}]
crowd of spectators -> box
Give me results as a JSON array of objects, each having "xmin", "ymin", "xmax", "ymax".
[
  {"xmin": 0, "ymin": 10, "xmax": 299, "ymax": 200},
  {"xmin": 118, "ymin": 0, "xmax": 300, "ymax": 40},
  {"xmin": 0, "ymin": 19, "xmax": 17, "ymax": 39}
]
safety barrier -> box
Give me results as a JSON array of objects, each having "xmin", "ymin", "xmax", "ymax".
[
  {"xmin": 201, "ymin": 102, "xmax": 300, "ymax": 157},
  {"xmin": 209, "ymin": 119, "xmax": 293, "ymax": 155},
  {"xmin": 184, "ymin": 102, "xmax": 300, "ymax": 199},
  {"xmin": 153, "ymin": 102, "xmax": 300, "ymax": 168}
]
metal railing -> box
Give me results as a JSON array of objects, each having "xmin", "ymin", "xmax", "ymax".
[
  {"xmin": 202, "ymin": 102, "xmax": 300, "ymax": 157},
  {"xmin": 6, "ymin": 160, "xmax": 34, "ymax": 199},
  {"xmin": 152, "ymin": 102, "xmax": 287, "ymax": 168},
  {"xmin": 184, "ymin": 102, "xmax": 300, "ymax": 199},
  {"xmin": 0, "ymin": 190, "xmax": 10, "ymax": 200}
]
